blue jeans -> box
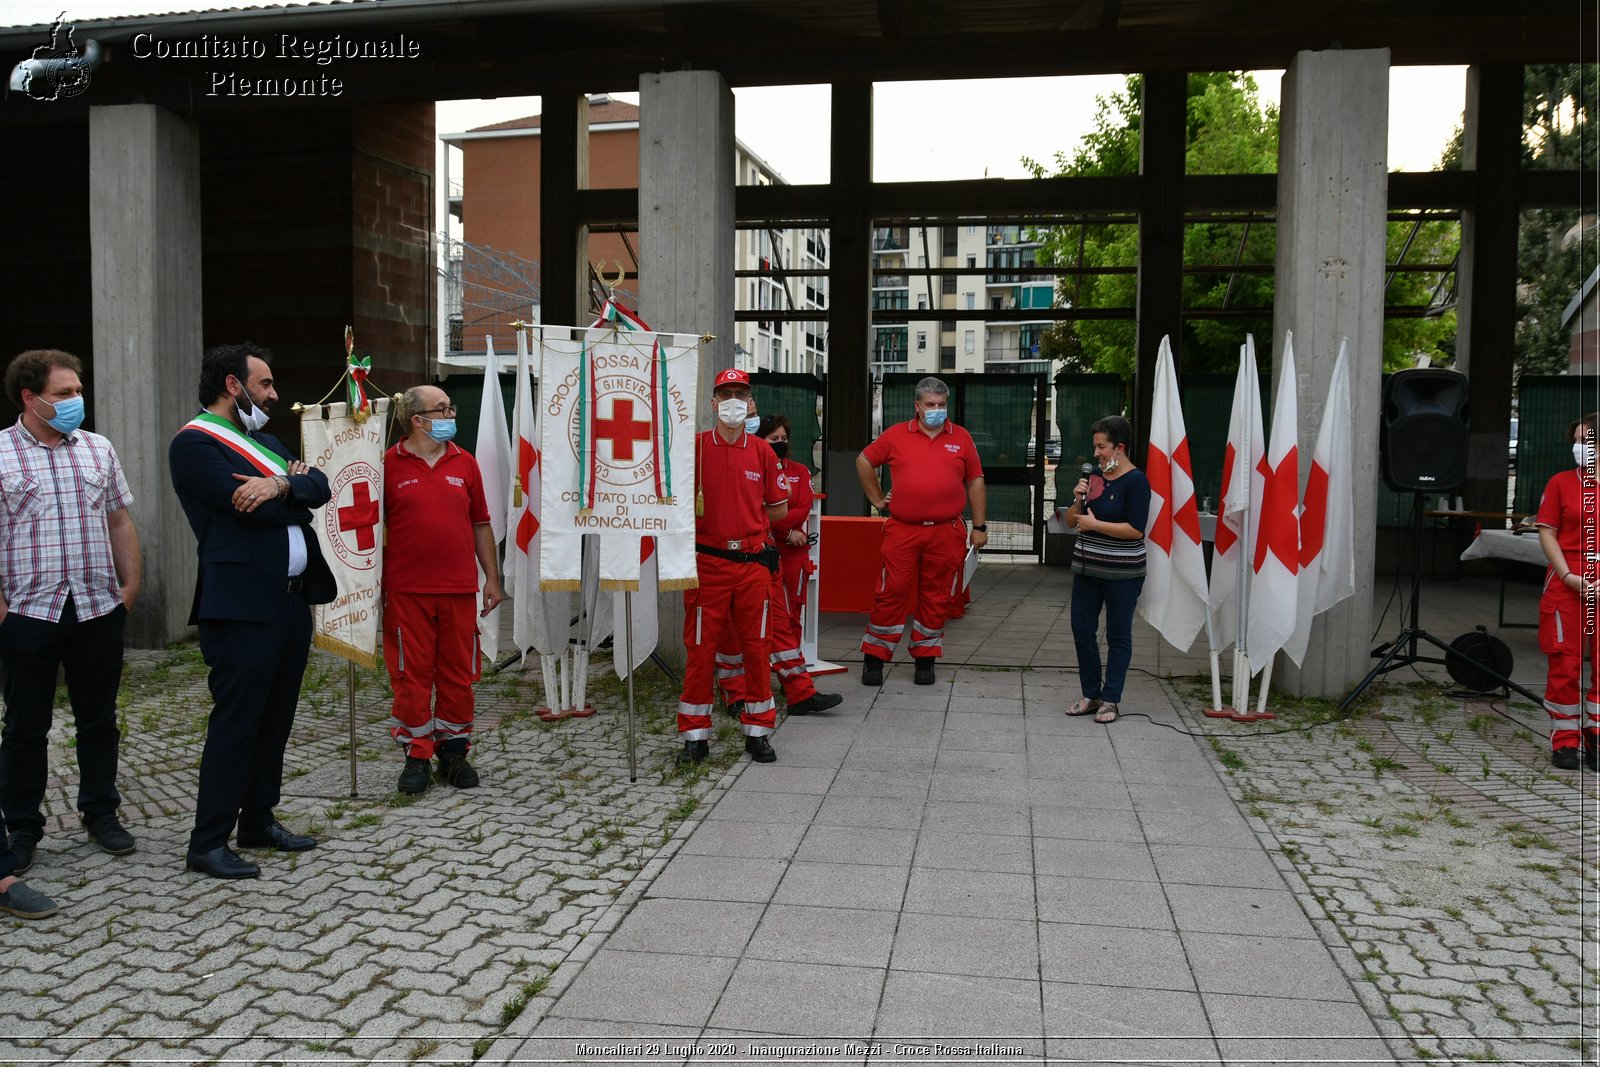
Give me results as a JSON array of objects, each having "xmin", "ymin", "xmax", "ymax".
[{"xmin": 1070, "ymin": 574, "xmax": 1144, "ymax": 703}]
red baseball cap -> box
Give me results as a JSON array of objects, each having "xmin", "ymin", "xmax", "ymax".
[{"xmin": 713, "ymin": 368, "xmax": 751, "ymax": 389}]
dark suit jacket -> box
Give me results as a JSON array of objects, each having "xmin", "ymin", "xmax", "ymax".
[{"xmin": 169, "ymin": 422, "xmax": 337, "ymax": 623}]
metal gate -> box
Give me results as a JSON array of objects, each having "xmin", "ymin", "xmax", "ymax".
[{"xmin": 881, "ymin": 372, "xmax": 1050, "ymax": 558}]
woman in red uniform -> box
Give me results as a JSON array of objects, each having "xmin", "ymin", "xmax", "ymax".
[
  {"xmin": 717, "ymin": 415, "xmax": 843, "ymax": 718},
  {"xmin": 1536, "ymin": 412, "xmax": 1600, "ymax": 771}
]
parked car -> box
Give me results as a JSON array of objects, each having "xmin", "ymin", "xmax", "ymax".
[{"xmin": 1026, "ymin": 435, "xmax": 1062, "ymax": 464}]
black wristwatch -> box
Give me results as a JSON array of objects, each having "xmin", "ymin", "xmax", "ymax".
[{"xmin": 972, "ymin": 523, "xmax": 987, "ymax": 532}]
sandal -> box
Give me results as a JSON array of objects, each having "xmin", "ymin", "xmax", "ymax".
[
  {"xmin": 1065, "ymin": 697, "xmax": 1102, "ymax": 716},
  {"xmin": 1093, "ymin": 702, "xmax": 1120, "ymax": 724}
]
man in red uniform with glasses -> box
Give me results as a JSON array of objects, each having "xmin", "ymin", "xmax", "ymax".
[
  {"xmin": 678, "ymin": 368, "xmax": 788, "ymax": 765},
  {"xmin": 856, "ymin": 376, "xmax": 987, "ymax": 687}
]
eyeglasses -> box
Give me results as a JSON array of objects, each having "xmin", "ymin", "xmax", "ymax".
[{"xmin": 418, "ymin": 405, "xmax": 457, "ymax": 417}]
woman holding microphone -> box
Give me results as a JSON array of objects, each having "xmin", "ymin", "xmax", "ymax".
[{"xmin": 1062, "ymin": 415, "xmax": 1150, "ymax": 725}]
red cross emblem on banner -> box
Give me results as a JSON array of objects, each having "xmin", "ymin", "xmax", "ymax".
[
  {"xmin": 592, "ymin": 398, "xmax": 652, "ymax": 463},
  {"xmin": 325, "ymin": 462, "xmax": 382, "ymax": 570}
]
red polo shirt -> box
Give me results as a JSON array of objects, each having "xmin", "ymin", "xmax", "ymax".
[
  {"xmin": 773, "ymin": 458, "xmax": 814, "ymax": 542},
  {"xmin": 861, "ymin": 420, "xmax": 983, "ymax": 523},
  {"xmin": 696, "ymin": 428, "xmax": 786, "ymax": 546},
  {"xmin": 383, "ymin": 439, "xmax": 491, "ymax": 592},
  {"xmin": 1536, "ymin": 468, "xmax": 1600, "ymax": 571}
]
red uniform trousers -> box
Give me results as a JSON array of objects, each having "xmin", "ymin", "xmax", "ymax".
[
  {"xmin": 1538, "ymin": 578, "xmax": 1600, "ymax": 752},
  {"xmin": 680, "ymin": 554, "xmax": 776, "ymax": 739},
  {"xmin": 718, "ymin": 547, "xmax": 817, "ymax": 706},
  {"xmin": 861, "ymin": 517, "xmax": 966, "ymax": 661},
  {"xmin": 383, "ymin": 591, "xmax": 480, "ymax": 759}
]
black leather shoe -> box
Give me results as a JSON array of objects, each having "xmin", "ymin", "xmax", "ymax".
[
  {"xmin": 862, "ymin": 658, "xmax": 883, "ymax": 687},
  {"xmin": 725, "ymin": 700, "xmax": 746, "ymax": 719},
  {"xmin": 83, "ymin": 813, "xmax": 135, "ymax": 856},
  {"xmin": 398, "ymin": 756, "xmax": 431, "ymax": 794},
  {"xmin": 436, "ymin": 753, "xmax": 480, "ymax": 789},
  {"xmin": 744, "ymin": 735, "xmax": 777, "ymax": 763},
  {"xmin": 914, "ymin": 657, "xmax": 936, "ymax": 685},
  {"xmin": 676, "ymin": 739, "xmax": 710, "ymax": 766},
  {"xmin": 788, "ymin": 692, "xmax": 843, "ymax": 715},
  {"xmin": 8, "ymin": 832, "xmax": 37, "ymax": 875},
  {"xmin": 236, "ymin": 820, "xmax": 317, "ymax": 852},
  {"xmin": 185, "ymin": 846, "xmax": 260, "ymax": 880},
  {"xmin": 1552, "ymin": 748, "xmax": 1581, "ymax": 770}
]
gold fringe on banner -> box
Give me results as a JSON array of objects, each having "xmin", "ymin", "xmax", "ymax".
[
  {"xmin": 599, "ymin": 579, "xmax": 639, "ymax": 592},
  {"xmin": 658, "ymin": 577, "xmax": 700, "ymax": 592},
  {"xmin": 313, "ymin": 633, "xmax": 379, "ymax": 670},
  {"xmin": 541, "ymin": 579, "xmax": 583, "ymax": 592}
]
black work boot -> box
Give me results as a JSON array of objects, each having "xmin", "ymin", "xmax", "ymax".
[
  {"xmin": 676, "ymin": 739, "xmax": 710, "ymax": 766},
  {"xmin": 744, "ymin": 735, "xmax": 777, "ymax": 763},
  {"xmin": 436, "ymin": 752, "xmax": 480, "ymax": 788},
  {"xmin": 913, "ymin": 657, "xmax": 936, "ymax": 685},
  {"xmin": 862, "ymin": 658, "xmax": 883, "ymax": 687},
  {"xmin": 788, "ymin": 692, "xmax": 843, "ymax": 715},
  {"xmin": 398, "ymin": 756, "xmax": 431, "ymax": 794},
  {"xmin": 725, "ymin": 700, "xmax": 746, "ymax": 720}
]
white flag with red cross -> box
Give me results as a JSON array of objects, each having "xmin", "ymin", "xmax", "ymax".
[
  {"xmin": 475, "ymin": 336, "xmax": 512, "ymax": 664},
  {"xmin": 1283, "ymin": 339, "xmax": 1356, "ymax": 667},
  {"xmin": 302, "ymin": 398, "xmax": 389, "ymax": 669},
  {"xmin": 1246, "ymin": 332, "xmax": 1302, "ymax": 673},
  {"xmin": 1208, "ymin": 338, "xmax": 1265, "ymax": 655},
  {"xmin": 1139, "ymin": 335, "xmax": 1209, "ymax": 652},
  {"xmin": 507, "ymin": 326, "xmax": 567, "ymax": 659}
]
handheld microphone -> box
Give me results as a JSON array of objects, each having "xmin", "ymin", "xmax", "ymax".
[{"xmin": 1078, "ymin": 460, "xmax": 1094, "ymax": 507}]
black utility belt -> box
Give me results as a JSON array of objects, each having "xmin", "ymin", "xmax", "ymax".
[{"xmin": 696, "ymin": 542, "xmax": 781, "ymax": 572}]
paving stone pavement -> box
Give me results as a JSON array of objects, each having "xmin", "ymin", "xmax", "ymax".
[
  {"xmin": 0, "ymin": 641, "xmax": 742, "ymax": 1065},
  {"xmin": 2, "ymin": 562, "xmax": 1597, "ymax": 1066}
]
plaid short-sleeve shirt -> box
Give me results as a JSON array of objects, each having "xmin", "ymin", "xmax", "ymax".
[{"xmin": 0, "ymin": 420, "xmax": 133, "ymax": 622}]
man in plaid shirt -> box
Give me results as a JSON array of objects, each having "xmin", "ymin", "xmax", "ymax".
[{"xmin": 0, "ymin": 349, "xmax": 141, "ymax": 917}]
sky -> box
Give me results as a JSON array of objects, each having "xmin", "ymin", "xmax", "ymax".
[{"xmin": 6, "ymin": 1, "xmax": 1468, "ymax": 184}]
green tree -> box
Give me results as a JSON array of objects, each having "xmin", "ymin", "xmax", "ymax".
[{"xmin": 1025, "ymin": 72, "xmax": 1458, "ymax": 377}]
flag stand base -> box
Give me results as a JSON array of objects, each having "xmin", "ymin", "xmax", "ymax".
[
  {"xmin": 806, "ymin": 659, "xmax": 848, "ymax": 677},
  {"xmin": 1203, "ymin": 707, "xmax": 1235, "ymax": 718},
  {"xmin": 536, "ymin": 706, "xmax": 571, "ymax": 722}
]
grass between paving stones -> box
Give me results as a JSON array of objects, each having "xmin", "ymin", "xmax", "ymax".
[
  {"xmin": 1171, "ymin": 673, "xmax": 1597, "ymax": 1064},
  {"xmin": 17, "ymin": 635, "xmax": 739, "ymax": 1062}
]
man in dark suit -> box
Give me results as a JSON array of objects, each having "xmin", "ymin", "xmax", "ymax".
[{"xmin": 169, "ymin": 343, "xmax": 336, "ymax": 880}]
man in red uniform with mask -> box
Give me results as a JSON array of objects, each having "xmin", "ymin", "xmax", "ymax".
[
  {"xmin": 856, "ymin": 376, "xmax": 987, "ymax": 687},
  {"xmin": 678, "ymin": 369, "xmax": 788, "ymax": 765}
]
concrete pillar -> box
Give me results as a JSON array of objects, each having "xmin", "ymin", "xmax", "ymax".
[
  {"xmin": 1272, "ymin": 49, "xmax": 1389, "ymax": 698},
  {"xmin": 639, "ymin": 70, "xmax": 735, "ymax": 670},
  {"xmin": 825, "ymin": 82, "xmax": 872, "ymax": 516},
  {"xmin": 89, "ymin": 104, "xmax": 203, "ymax": 649}
]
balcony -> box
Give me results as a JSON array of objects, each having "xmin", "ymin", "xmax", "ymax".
[
  {"xmin": 873, "ymin": 274, "xmax": 908, "ymax": 289},
  {"xmin": 873, "ymin": 227, "xmax": 909, "ymax": 251}
]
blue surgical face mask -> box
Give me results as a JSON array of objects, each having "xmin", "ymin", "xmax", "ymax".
[
  {"xmin": 921, "ymin": 407, "xmax": 948, "ymax": 429},
  {"xmin": 745, "ymin": 415, "xmax": 762, "ymax": 434},
  {"xmin": 36, "ymin": 395, "xmax": 85, "ymax": 435},
  {"xmin": 424, "ymin": 417, "xmax": 457, "ymax": 443}
]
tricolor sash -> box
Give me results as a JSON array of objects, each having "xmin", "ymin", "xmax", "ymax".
[{"xmin": 180, "ymin": 411, "xmax": 288, "ymax": 476}]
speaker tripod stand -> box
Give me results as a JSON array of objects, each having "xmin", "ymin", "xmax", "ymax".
[{"xmin": 1340, "ymin": 493, "xmax": 1544, "ymax": 712}]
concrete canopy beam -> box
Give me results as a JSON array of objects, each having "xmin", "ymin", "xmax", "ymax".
[
  {"xmin": 90, "ymin": 103, "xmax": 203, "ymax": 648},
  {"xmin": 1272, "ymin": 49, "xmax": 1390, "ymax": 698}
]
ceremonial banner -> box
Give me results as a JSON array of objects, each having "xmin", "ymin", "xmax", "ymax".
[
  {"xmin": 1209, "ymin": 337, "xmax": 1266, "ymax": 655},
  {"xmin": 302, "ymin": 399, "xmax": 389, "ymax": 667},
  {"xmin": 538, "ymin": 321, "xmax": 700, "ymax": 591},
  {"xmin": 475, "ymin": 337, "xmax": 513, "ymax": 663}
]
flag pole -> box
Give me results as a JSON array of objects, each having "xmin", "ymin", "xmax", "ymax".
[
  {"xmin": 625, "ymin": 590, "xmax": 638, "ymax": 783},
  {"xmin": 347, "ymin": 660, "xmax": 358, "ymax": 798}
]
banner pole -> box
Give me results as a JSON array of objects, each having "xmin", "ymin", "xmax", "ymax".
[
  {"xmin": 347, "ymin": 660, "xmax": 358, "ymax": 798},
  {"xmin": 625, "ymin": 591, "xmax": 638, "ymax": 783}
]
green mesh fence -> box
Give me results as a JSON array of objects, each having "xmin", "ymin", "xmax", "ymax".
[
  {"xmin": 751, "ymin": 372, "xmax": 824, "ymax": 474},
  {"xmin": 1052, "ymin": 373, "xmax": 1126, "ymax": 499},
  {"xmin": 1179, "ymin": 373, "xmax": 1266, "ymax": 511},
  {"xmin": 441, "ymin": 372, "xmax": 515, "ymax": 459},
  {"xmin": 1514, "ymin": 375, "xmax": 1600, "ymax": 515}
]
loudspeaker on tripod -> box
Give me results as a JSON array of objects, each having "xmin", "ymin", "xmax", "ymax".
[{"xmin": 1381, "ymin": 368, "xmax": 1469, "ymax": 492}]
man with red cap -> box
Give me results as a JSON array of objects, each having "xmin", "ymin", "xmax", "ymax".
[
  {"xmin": 856, "ymin": 375, "xmax": 987, "ymax": 687},
  {"xmin": 678, "ymin": 368, "xmax": 788, "ymax": 765}
]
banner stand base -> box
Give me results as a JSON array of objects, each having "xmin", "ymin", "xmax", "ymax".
[
  {"xmin": 1202, "ymin": 706, "xmax": 1235, "ymax": 718},
  {"xmin": 806, "ymin": 659, "xmax": 848, "ymax": 677}
]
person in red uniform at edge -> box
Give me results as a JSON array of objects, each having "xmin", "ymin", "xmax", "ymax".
[
  {"xmin": 855, "ymin": 376, "xmax": 987, "ymax": 687},
  {"xmin": 382, "ymin": 385, "xmax": 506, "ymax": 794},
  {"xmin": 1536, "ymin": 411, "xmax": 1600, "ymax": 772},
  {"xmin": 718, "ymin": 415, "xmax": 844, "ymax": 719},
  {"xmin": 679, "ymin": 369, "xmax": 789, "ymax": 766}
]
